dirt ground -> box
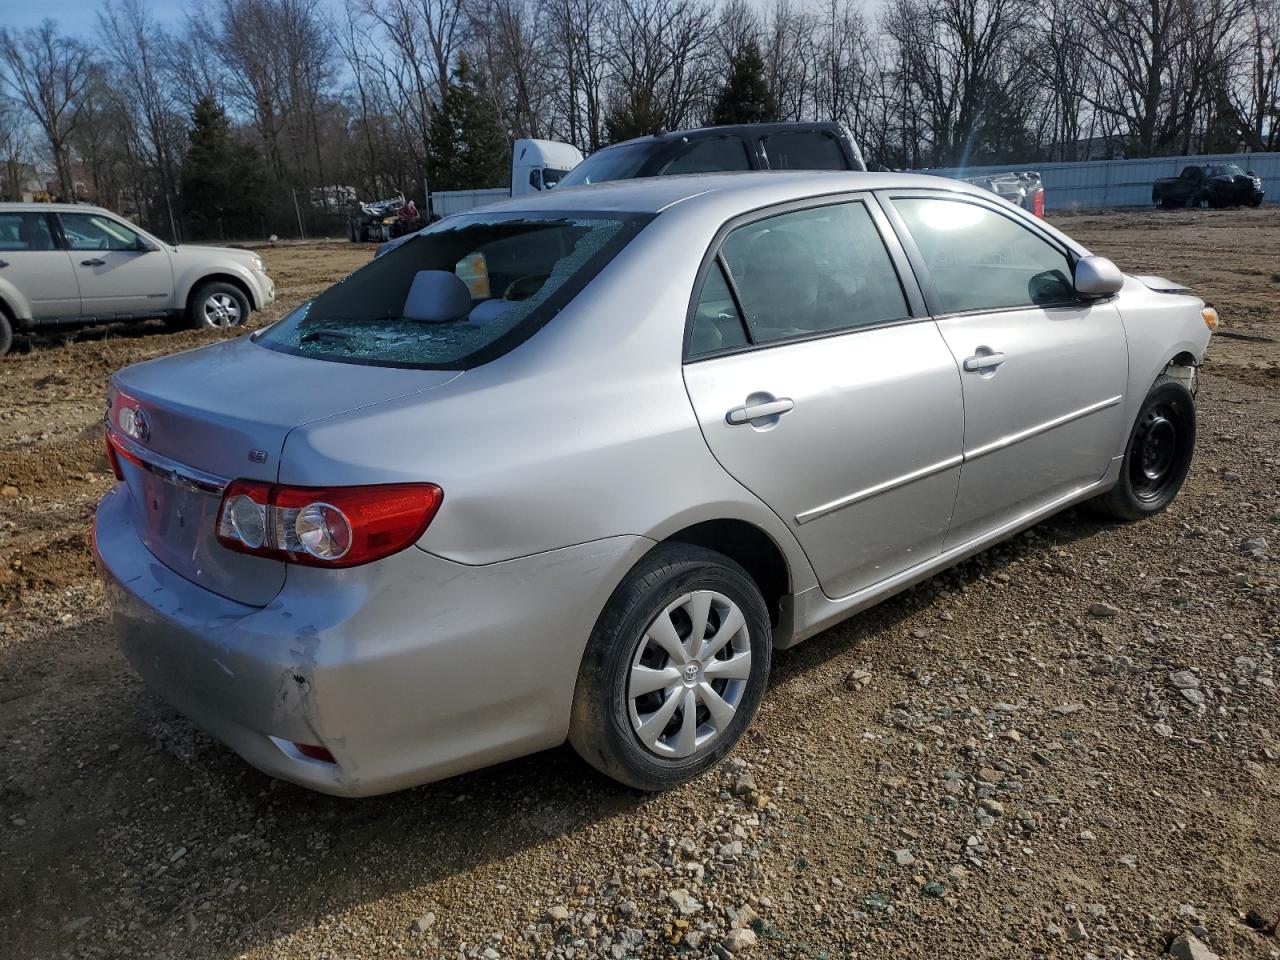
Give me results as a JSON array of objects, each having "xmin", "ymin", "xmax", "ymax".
[{"xmin": 1, "ymin": 211, "xmax": 1277, "ymax": 960}]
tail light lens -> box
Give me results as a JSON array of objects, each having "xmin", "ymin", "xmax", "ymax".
[
  {"xmin": 1033, "ymin": 188, "xmax": 1045, "ymax": 218},
  {"xmin": 105, "ymin": 428, "xmax": 125, "ymax": 481},
  {"xmin": 216, "ymin": 481, "xmax": 443, "ymax": 568}
]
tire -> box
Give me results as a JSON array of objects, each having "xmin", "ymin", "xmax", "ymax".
[
  {"xmin": 187, "ymin": 280, "xmax": 250, "ymax": 330},
  {"xmin": 568, "ymin": 543, "xmax": 772, "ymax": 791},
  {"xmin": 1091, "ymin": 374, "xmax": 1195, "ymax": 521},
  {"xmin": 0, "ymin": 310, "xmax": 12, "ymax": 357}
]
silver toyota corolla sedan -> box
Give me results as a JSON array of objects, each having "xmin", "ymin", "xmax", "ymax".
[{"xmin": 95, "ymin": 172, "xmax": 1215, "ymax": 796}]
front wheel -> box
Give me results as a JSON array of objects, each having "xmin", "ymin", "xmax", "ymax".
[
  {"xmin": 0, "ymin": 311, "xmax": 12, "ymax": 357},
  {"xmin": 1091, "ymin": 374, "xmax": 1195, "ymax": 521},
  {"xmin": 568, "ymin": 543, "xmax": 772, "ymax": 791},
  {"xmin": 188, "ymin": 281, "xmax": 250, "ymax": 330}
]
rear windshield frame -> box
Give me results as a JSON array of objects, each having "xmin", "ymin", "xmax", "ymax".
[{"xmin": 254, "ymin": 208, "xmax": 654, "ymax": 371}]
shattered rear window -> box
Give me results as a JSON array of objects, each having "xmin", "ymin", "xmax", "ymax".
[{"xmin": 255, "ymin": 211, "xmax": 651, "ymax": 369}]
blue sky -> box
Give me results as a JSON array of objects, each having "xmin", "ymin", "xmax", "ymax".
[{"xmin": 3, "ymin": 0, "xmax": 187, "ymax": 34}]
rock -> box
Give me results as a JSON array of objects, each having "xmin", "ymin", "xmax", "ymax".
[
  {"xmin": 1179, "ymin": 688, "xmax": 1206, "ymax": 706},
  {"xmin": 668, "ymin": 889, "xmax": 702, "ymax": 916},
  {"xmin": 1153, "ymin": 723, "xmax": 1174, "ymax": 738},
  {"xmin": 978, "ymin": 799, "xmax": 1005, "ymax": 817},
  {"xmin": 1087, "ymin": 602, "xmax": 1120, "ymax": 618},
  {"xmin": 1167, "ymin": 933, "xmax": 1218, "ymax": 960},
  {"xmin": 1169, "ymin": 670, "xmax": 1200, "ymax": 689},
  {"xmin": 618, "ymin": 900, "xmax": 636, "ymax": 918},
  {"xmin": 722, "ymin": 927, "xmax": 757, "ymax": 953},
  {"xmin": 1239, "ymin": 537, "xmax": 1267, "ymax": 558},
  {"xmin": 892, "ymin": 848, "xmax": 916, "ymax": 866},
  {"xmin": 844, "ymin": 669, "xmax": 872, "ymax": 691},
  {"xmin": 1066, "ymin": 919, "xmax": 1089, "ymax": 941},
  {"xmin": 0, "ymin": 485, "xmax": 18, "ymax": 498},
  {"xmin": 410, "ymin": 912, "xmax": 437, "ymax": 934},
  {"xmin": 921, "ymin": 881, "xmax": 946, "ymax": 897},
  {"xmin": 732, "ymin": 904, "xmax": 758, "ymax": 929},
  {"xmin": 1054, "ymin": 703, "xmax": 1085, "ymax": 715},
  {"xmin": 731, "ymin": 774, "xmax": 757, "ymax": 798},
  {"xmin": 544, "ymin": 905, "xmax": 570, "ymax": 924}
]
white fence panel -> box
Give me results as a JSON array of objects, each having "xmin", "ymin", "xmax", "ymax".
[
  {"xmin": 923, "ymin": 152, "xmax": 1278, "ymax": 210},
  {"xmin": 431, "ymin": 188, "xmax": 510, "ymax": 217}
]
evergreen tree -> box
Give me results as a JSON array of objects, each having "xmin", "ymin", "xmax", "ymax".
[
  {"xmin": 603, "ymin": 91, "xmax": 666, "ymax": 144},
  {"xmin": 179, "ymin": 96, "xmax": 267, "ymax": 239},
  {"xmin": 428, "ymin": 58, "xmax": 509, "ymax": 191},
  {"xmin": 710, "ymin": 42, "xmax": 777, "ymax": 126}
]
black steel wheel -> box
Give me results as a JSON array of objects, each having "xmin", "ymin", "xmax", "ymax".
[{"xmin": 1091, "ymin": 374, "xmax": 1195, "ymax": 521}]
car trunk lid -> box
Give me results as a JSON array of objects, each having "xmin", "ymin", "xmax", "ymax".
[{"xmin": 108, "ymin": 336, "xmax": 460, "ymax": 605}]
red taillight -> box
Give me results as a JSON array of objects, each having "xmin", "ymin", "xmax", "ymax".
[
  {"xmin": 216, "ymin": 481, "xmax": 443, "ymax": 568},
  {"xmin": 1033, "ymin": 188, "xmax": 1045, "ymax": 218},
  {"xmin": 293, "ymin": 742, "xmax": 336, "ymax": 763},
  {"xmin": 105, "ymin": 429, "xmax": 125, "ymax": 481}
]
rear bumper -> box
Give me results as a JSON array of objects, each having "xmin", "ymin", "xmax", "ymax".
[{"xmin": 95, "ymin": 486, "xmax": 651, "ymax": 796}]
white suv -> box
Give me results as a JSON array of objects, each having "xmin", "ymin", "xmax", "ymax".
[{"xmin": 0, "ymin": 203, "xmax": 275, "ymax": 355}]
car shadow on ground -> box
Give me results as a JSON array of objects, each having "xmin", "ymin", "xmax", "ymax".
[{"xmin": 0, "ymin": 506, "xmax": 1114, "ymax": 959}]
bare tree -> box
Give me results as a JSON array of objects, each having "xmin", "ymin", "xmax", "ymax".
[{"xmin": 0, "ymin": 20, "xmax": 90, "ymax": 200}]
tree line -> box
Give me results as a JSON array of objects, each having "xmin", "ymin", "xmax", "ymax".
[{"xmin": 1, "ymin": 0, "xmax": 1277, "ymax": 241}]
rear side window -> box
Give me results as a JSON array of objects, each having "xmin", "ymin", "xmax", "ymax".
[
  {"xmin": 688, "ymin": 261, "xmax": 749, "ymax": 356},
  {"xmin": 0, "ymin": 212, "xmax": 56, "ymax": 251},
  {"xmin": 708, "ymin": 201, "xmax": 909, "ymax": 347},
  {"xmin": 891, "ymin": 197, "xmax": 1075, "ymax": 313},
  {"xmin": 762, "ymin": 131, "xmax": 848, "ymax": 171},
  {"xmin": 662, "ymin": 138, "xmax": 752, "ymax": 175},
  {"xmin": 256, "ymin": 212, "xmax": 651, "ymax": 369}
]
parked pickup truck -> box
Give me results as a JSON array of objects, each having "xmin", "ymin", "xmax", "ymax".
[
  {"xmin": 0, "ymin": 203, "xmax": 274, "ymax": 356},
  {"xmin": 1152, "ymin": 164, "xmax": 1265, "ymax": 209},
  {"xmin": 557, "ymin": 122, "xmax": 867, "ymax": 186}
]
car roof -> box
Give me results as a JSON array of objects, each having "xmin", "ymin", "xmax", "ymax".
[
  {"xmin": 475, "ymin": 170, "xmax": 986, "ymax": 216},
  {"xmin": 0, "ymin": 202, "xmax": 111, "ymax": 214},
  {"xmin": 606, "ymin": 121, "xmax": 849, "ymax": 149}
]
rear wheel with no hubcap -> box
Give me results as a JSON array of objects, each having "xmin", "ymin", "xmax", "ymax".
[
  {"xmin": 569, "ymin": 543, "xmax": 771, "ymax": 790},
  {"xmin": 1092, "ymin": 374, "xmax": 1195, "ymax": 520}
]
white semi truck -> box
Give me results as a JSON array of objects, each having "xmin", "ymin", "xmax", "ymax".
[{"xmin": 429, "ymin": 139, "xmax": 585, "ymax": 219}]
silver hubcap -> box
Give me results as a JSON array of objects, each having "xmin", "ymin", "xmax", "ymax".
[
  {"xmin": 204, "ymin": 292, "xmax": 242, "ymax": 327},
  {"xmin": 627, "ymin": 589, "xmax": 752, "ymax": 759}
]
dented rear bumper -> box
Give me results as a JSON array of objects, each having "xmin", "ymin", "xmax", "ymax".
[{"xmin": 95, "ymin": 485, "xmax": 652, "ymax": 796}]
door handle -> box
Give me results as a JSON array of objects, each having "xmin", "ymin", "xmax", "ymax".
[
  {"xmin": 963, "ymin": 351, "xmax": 1007, "ymax": 372},
  {"xmin": 0, "ymin": 259, "xmax": 8, "ymax": 268},
  {"xmin": 80, "ymin": 258, "xmax": 105, "ymax": 267},
  {"xmin": 726, "ymin": 397, "xmax": 794, "ymax": 425}
]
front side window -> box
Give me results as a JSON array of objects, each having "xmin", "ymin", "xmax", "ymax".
[
  {"xmin": 662, "ymin": 138, "xmax": 752, "ymax": 175},
  {"xmin": 58, "ymin": 213, "xmax": 143, "ymax": 251},
  {"xmin": 0, "ymin": 212, "xmax": 55, "ymax": 251},
  {"xmin": 762, "ymin": 131, "xmax": 847, "ymax": 171},
  {"xmin": 557, "ymin": 142, "xmax": 656, "ymax": 187},
  {"xmin": 892, "ymin": 197, "xmax": 1076, "ymax": 313},
  {"xmin": 706, "ymin": 200, "xmax": 908, "ymax": 347},
  {"xmin": 256, "ymin": 212, "xmax": 650, "ymax": 369}
]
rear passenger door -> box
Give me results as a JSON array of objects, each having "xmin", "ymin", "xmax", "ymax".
[
  {"xmin": 882, "ymin": 192, "xmax": 1128, "ymax": 549},
  {"xmin": 0, "ymin": 211, "xmax": 80, "ymax": 319},
  {"xmin": 682, "ymin": 196, "xmax": 965, "ymax": 600}
]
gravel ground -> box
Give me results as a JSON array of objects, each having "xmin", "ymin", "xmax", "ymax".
[{"xmin": 0, "ymin": 212, "xmax": 1277, "ymax": 960}]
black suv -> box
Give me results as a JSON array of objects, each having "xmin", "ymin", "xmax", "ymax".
[
  {"xmin": 1152, "ymin": 164, "xmax": 1265, "ymax": 209},
  {"xmin": 557, "ymin": 122, "xmax": 866, "ymax": 188}
]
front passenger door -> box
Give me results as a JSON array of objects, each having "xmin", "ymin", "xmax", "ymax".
[
  {"xmin": 885, "ymin": 194, "xmax": 1128, "ymax": 549},
  {"xmin": 682, "ymin": 197, "xmax": 964, "ymax": 600},
  {"xmin": 57, "ymin": 212, "xmax": 173, "ymax": 317}
]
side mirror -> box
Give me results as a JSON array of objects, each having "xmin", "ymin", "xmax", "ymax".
[
  {"xmin": 136, "ymin": 238, "xmax": 160, "ymax": 252},
  {"xmin": 1073, "ymin": 255, "xmax": 1124, "ymax": 297},
  {"xmin": 1247, "ymin": 169, "xmax": 1257, "ymax": 176}
]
